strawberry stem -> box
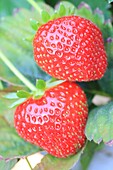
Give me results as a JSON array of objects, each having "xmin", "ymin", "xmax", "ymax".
[
  {"xmin": 25, "ymin": 157, "xmax": 33, "ymax": 170},
  {"xmin": 0, "ymin": 50, "xmax": 37, "ymax": 91},
  {"xmin": 27, "ymin": 0, "xmax": 42, "ymax": 13}
]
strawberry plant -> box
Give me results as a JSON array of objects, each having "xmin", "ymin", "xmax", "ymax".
[{"xmin": 0, "ymin": 0, "xmax": 113, "ymax": 169}]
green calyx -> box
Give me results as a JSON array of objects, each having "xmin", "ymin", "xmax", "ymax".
[
  {"xmin": 28, "ymin": 0, "xmax": 108, "ymax": 44},
  {"xmin": 16, "ymin": 78, "xmax": 65, "ymax": 99},
  {"xmin": 29, "ymin": 2, "xmax": 76, "ymax": 32},
  {"xmin": 4, "ymin": 78, "xmax": 65, "ymax": 108},
  {"xmin": 30, "ymin": 18, "xmax": 41, "ymax": 31},
  {"xmin": 17, "ymin": 90, "xmax": 32, "ymax": 98}
]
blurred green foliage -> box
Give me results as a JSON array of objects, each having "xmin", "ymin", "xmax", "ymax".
[
  {"xmin": 0, "ymin": 0, "xmax": 112, "ymax": 19},
  {"xmin": 0, "ymin": 0, "xmax": 31, "ymax": 17},
  {"xmin": 46, "ymin": 0, "xmax": 111, "ymax": 19}
]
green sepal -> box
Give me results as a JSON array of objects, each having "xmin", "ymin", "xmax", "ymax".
[
  {"xmin": 9, "ymin": 98, "xmax": 26, "ymax": 108},
  {"xmin": 46, "ymin": 80, "xmax": 65, "ymax": 88},
  {"xmin": 58, "ymin": 3, "xmax": 66, "ymax": 17},
  {"xmin": 50, "ymin": 11, "xmax": 60, "ymax": 20},
  {"xmin": 3, "ymin": 92, "xmax": 18, "ymax": 99},
  {"xmin": 30, "ymin": 18, "xmax": 41, "ymax": 31},
  {"xmin": 23, "ymin": 35, "xmax": 34, "ymax": 42},
  {"xmin": 33, "ymin": 92, "xmax": 45, "ymax": 99},
  {"xmin": 51, "ymin": 2, "xmax": 76, "ymax": 20},
  {"xmin": 68, "ymin": 6, "xmax": 75, "ymax": 15},
  {"xmin": 41, "ymin": 10, "xmax": 50, "ymax": 23},
  {"xmin": 7, "ymin": 79, "xmax": 65, "ymax": 107},
  {"xmin": 46, "ymin": 77, "xmax": 57, "ymax": 84},
  {"xmin": 17, "ymin": 90, "xmax": 32, "ymax": 98},
  {"xmin": 60, "ymin": 1, "xmax": 76, "ymax": 15},
  {"xmin": 36, "ymin": 79, "xmax": 46, "ymax": 91}
]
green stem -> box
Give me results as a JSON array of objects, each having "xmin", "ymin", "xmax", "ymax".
[
  {"xmin": 0, "ymin": 50, "xmax": 37, "ymax": 91},
  {"xmin": 25, "ymin": 157, "xmax": 33, "ymax": 170},
  {"xmin": 27, "ymin": 0, "xmax": 42, "ymax": 13}
]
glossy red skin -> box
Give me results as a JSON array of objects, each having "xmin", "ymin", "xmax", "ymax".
[
  {"xmin": 33, "ymin": 15, "xmax": 107, "ymax": 81},
  {"xmin": 14, "ymin": 82, "xmax": 88, "ymax": 158}
]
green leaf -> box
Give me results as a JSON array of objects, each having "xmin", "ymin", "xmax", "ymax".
[
  {"xmin": 0, "ymin": 92, "xmax": 16, "ymax": 122},
  {"xmin": 0, "ymin": 157, "xmax": 17, "ymax": 170},
  {"xmin": 85, "ymin": 101, "xmax": 113, "ymax": 144},
  {"xmin": 0, "ymin": 117, "xmax": 40, "ymax": 158},
  {"xmin": 106, "ymin": 41, "xmax": 113, "ymax": 67},
  {"xmin": 33, "ymin": 146, "xmax": 85, "ymax": 170},
  {"xmin": 98, "ymin": 68, "xmax": 113, "ymax": 97},
  {"xmin": 0, "ymin": 0, "xmax": 31, "ymax": 17},
  {"xmin": 41, "ymin": 10, "xmax": 50, "ymax": 23},
  {"xmin": 0, "ymin": 92, "xmax": 41, "ymax": 158},
  {"xmin": 72, "ymin": 0, "xmax": 111, "ymax": 19},
  {"xmin": 0, "ymin": 8, "xmax": 50, "ymax": 86},
  {"xmin": 0, "ymin": 91, "xmax": 16, "ymax": 127},
  {"xmin": 58, "ymin": 3, "xmax": 66, "ymax": 17},
  {"xmin": 17, "ymin": 90, "xmax": 31, "ymax": 98}
]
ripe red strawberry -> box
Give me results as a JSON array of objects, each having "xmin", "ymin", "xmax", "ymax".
[
  {"xmin": 14, "ymin": 81, "xmax": 88, "ymax": 158},
  {"xmin": 33, "ymin": 15, "xmax": 107, "ymax": 81}
]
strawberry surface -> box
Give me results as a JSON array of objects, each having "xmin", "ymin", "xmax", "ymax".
[
  {"xmin": 14, "ymin": 81, "xmax": 88, "ymax": 158},
  {"xmin": 33, "ymin": 15, "xmax": 107, "ymax": 81}
]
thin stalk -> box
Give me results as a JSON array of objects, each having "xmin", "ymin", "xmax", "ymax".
[
  {"xmin": 0, "ymin": 50, "xmax": 37, "ymax": 91},
  {"xmin": 27, "ymin": 0, "xmax": 42, "ymax": 13},
  {"xmin": 25, "ymin": 157, "xmax": 33, "ymax": 170}
]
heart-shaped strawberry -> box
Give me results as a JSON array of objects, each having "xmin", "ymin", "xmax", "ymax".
[
  {"xmin": 33, "ymin": 15, "xmax": 107, "ymax": 81},
  {"xmin": 14, "ymin": 81, "xmax": 88, "ymax": 158}
]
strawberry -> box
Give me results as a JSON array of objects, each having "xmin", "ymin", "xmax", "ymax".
[
  {"xmin": 33, "ymin": 15, "xmax": 107, "ymax": 81},
  {"xmin": 14, "ymin": 81, "xmax": 88, "ymax": 158}
]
